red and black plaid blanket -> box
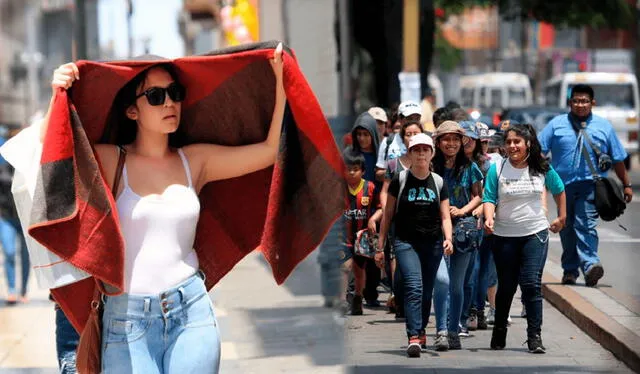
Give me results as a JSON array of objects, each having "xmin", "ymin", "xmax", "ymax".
[{"xmin": 31, "ymin": 41, "xmax": 345, "ymax": 332}]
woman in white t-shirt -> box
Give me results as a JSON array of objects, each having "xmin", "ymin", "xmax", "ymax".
[{"xmin": 483, "ymin": 123, "xmax": 566, "ymax": 354}]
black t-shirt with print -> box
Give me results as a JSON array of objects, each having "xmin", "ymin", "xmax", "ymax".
[{"xmin": 388, "ymin": 171, "xmax": 449, "ymax": 242}]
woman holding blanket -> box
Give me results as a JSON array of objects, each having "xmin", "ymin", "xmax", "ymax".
[
  {"xmin": 483, "ymin": 123, "xmax": 566, "ymax": 354},
  {"xmin": 376, "ymin": 133, "xmax": 453, "ymax": 358},
  {"xmin": 37, "ymin": 45, "xmax": 286, "ymax": 373}
]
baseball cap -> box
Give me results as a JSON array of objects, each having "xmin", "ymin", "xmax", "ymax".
[
  {"xmin": 399, "ymin": 101, "xmax": 422, "ymax": 117},
  {"xmin": 432, "ymin": 120, "xmax": 464, "ymax": 139},
  {"xmin": 408, "ymin": 133, "xmax": 434, "ymax": 150},
  {"xmin": 488, "ymin": 133, "xmax": 504, "ymax": 148},
  {"xmin": 475, "ymin": 122, "xmax": 492, "ymax": 139},
  {"xmin": 459, "ymin": 121, "xmax": 479, "ymax": 140},
  {"xmin": 368, "ymin": 107, "xmax": 388, "ymax": 122}
]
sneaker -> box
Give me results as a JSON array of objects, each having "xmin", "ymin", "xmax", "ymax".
[
  {"xmin": 407, "ymin": 336, "xmax": 421, "ymax": 357},
  {"xmin": 585, "ymin": 263, "xmax": 604, "ymax": 287},
  {"xmin": 418, "ymin": 331, "xmax": 427, "ymax": 350},
  {"xmin": 5, "ymin": 294, "xmax": 17, "ymax": 305},
  {"xmin": 490, "ymin": 327, "xmax": 507, "ymax": 350},
  {"xmin": 520, "ymin": 304, "xmax": 527, "ymax": 318},
  {"xmin": 477, "ymin": 309, "xmax": 488, "ymax": 330},
  {"xmin": 507, "ymin": 314, "xmax": 512, "ymax": 326},
  {"xmin": 458, "ymin": 325, "xmax": 470, "ymax": 337},
  {"xmin": 486, "ymin": 308, "xmax": 495, "ymax": 325},
  {"xmin": 561, "ymin": 272, "xmax": 577, "ymax": 285},
  {"xmin": 526, "ymin": 334, "xmax": 546, "ymax": 354},
  {"xmin": 467, "ymin": 309, "xmax": 478, "ymax": 331},
  {"xmin": 350, "ymin": 295, "xmax": 363, "ymax": 316},
  {"xmin": 448, "ymin": 332, "xmax": 462, "ymax": 350},
  {"xmin": 434, "ymin": 331, "xmax": 449, "ymax": 351},
  {"xmin": 386, "ymin": 295, "xmax": 397, "ymax": 313}
]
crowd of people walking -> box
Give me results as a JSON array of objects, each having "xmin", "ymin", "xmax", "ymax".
[{"xmin": 337, "ymin": 83, "xmax": 633, "ymax": 357}]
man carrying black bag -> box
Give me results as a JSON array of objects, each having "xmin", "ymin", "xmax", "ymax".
[{"xmin": 538, "ymin": 84, "xmax": 633, "ymax": 288}]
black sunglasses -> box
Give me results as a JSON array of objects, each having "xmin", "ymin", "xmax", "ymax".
[{"xmin": 135, "ymin": 82, "xmax": 186, "ymax": 106}]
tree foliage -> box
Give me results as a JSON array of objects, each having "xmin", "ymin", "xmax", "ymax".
[{"xmin": 436, "ymin": 0, "xmax": 635, "ymax": 29}]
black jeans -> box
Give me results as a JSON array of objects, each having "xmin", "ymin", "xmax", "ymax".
[{"xmin": 493, "ymin": 229, "xmax": 549, "ymax": 337}]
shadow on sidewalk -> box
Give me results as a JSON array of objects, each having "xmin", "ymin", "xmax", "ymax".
[{"xmin": 348, "ymin": 365, "xmax": 617, "ymax": 374}]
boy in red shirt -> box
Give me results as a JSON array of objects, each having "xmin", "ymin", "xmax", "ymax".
[{"xmin": 341, "ymin": 147, "xmax": 383, "ymax": 315}]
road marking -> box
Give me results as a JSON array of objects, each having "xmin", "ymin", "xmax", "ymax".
[{"xmin": 550, "ymin": 237, "xmax": 640, "ymax": 243}]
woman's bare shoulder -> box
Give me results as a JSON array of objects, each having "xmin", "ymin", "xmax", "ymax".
[{"xmin": 94, "ymin": 144, "xmax": 121, "ymax": 184}]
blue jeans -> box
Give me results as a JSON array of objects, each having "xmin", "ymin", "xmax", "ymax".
[
  {"xmin": 560, "ymin": 181, "xmax": 599, "ymax": 277},
  {"xmin": 461, "ymin": 250, "xmax": 479, "ymax": 327},
  {"xmin": 55, "ymin": 304, "xmax": 80, "ymax": 374},
  {"xmin": 433, "ymin": 256, "xmax": 449, "ymax": 333},
  {"xmin": 446, "ymin": 250, "xmax": 474, "ymax": 334},
  {"xmin": 101, "ymin": 273, "xmax": 221, "ymax": 374},
  {"xmin": 473, "ymin": 235, "xmax": 497, "ymax": 311},
  {"xmin": 493, "ymin": 229, "xmax": 549, "ymax": 337},
  {"xmin": 0, "ymin": 217, "xmax": 29, "ymax": 296},
  {"xmin": 394, "ymin": 238, "xmax": 443, "ymax": 338}
]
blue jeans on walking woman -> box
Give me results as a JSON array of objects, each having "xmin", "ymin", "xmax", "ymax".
[
  {"xmin": 493, "ymin": 229, "xmax": 549, "ymax": 337},
  {"xmin": 101, "ymin": 272, "xmax": 221, "ymax": 373},
  {"xmin": 394, "ymin": 238, "xmax": 443, "ymax": 338},
  {"xmin": 0, "ymin": 217, "xmax": 29, "ymax": 297}
]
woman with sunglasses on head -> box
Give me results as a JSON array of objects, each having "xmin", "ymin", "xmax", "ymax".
[
  {"xmin": 483, "ymin": 124, "xmax": 566, "ymax": 354},
  {"xmin": 38, "ymin": 45, "xmax": 285, "ymax": 373}
]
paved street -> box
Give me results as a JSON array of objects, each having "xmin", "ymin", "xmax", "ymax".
[{"xmin": 346, "ymin": 290, "xmax": 634, "ymax": 373}]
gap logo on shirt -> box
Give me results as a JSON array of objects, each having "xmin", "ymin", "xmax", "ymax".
[{"xmin": 407, "ymin": 187, "xmax": 436, "ymax": 202}]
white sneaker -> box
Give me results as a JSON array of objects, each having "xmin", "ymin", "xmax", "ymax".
[
  {"xmin": 486, "ymin": 308, "xmax": 495, "ymax": 325},
  {"xmin": 507, "ymin": 314, "xmax": 512, "ymax": 325}
]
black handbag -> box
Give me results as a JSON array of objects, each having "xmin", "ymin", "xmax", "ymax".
[
  {"xmin": 574, "ymin": 122, "xmax": 626, "ymax": 221},
  {"xmin": 453, "ymin": 215, "xmax": 481, "ymax": 253}
]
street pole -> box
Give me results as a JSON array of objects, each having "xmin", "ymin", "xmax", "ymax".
[
  {"xmin": 337, "ymin": 0, "xmax": 353, "ymax": 117},
  {"xmin": 25, "ymin": 0, "xmax": 40, "ymax": 123},
  {"xmin": 127, "ymin": 0, "xmax": 134, "ymax": 58},
  {"xmin": 74, "ymin": 0, "xmax": 87, "ymax": 60}
]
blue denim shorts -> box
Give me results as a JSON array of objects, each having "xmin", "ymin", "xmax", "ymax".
[{"xmin": 101, "ymin": 272, "xmax": 221, "ymax": 373}]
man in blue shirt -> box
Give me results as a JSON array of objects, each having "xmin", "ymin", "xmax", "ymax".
[{"xmin": 538, "ymin": 84, "xmax": 633, "ymax": 287}]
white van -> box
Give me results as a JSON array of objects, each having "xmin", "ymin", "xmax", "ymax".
[
  {"xmin": 459, "ymin": 73, "xmax": 533, "ymax": 110},
  {"xmin": 544, "ymin": 73, "xmax": 640, "ymax": 159}
]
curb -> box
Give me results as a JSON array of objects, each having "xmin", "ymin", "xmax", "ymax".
[{"xmin": 542, "ymin": 272, "xmax": 640, "ymax": 373}]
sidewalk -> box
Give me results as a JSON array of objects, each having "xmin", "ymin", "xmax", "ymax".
[
  {"xmin": 346, "ymin": 283, "xmax": 633, "ymax": 373},
  {"xmin": 542, "ymin": 252, "xmax": 640, "ymax": 373},
  {"xmin": 0, "ymin": 251, "xmax": 345, "ymax": 373}
]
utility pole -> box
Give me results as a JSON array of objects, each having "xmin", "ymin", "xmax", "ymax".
[
  {"xmin": 127, "ymin": 0, "xmax": 134, "ymax": 58},
  {"xmin": 74, "ymin": 0, "xmax": 87, "ymax": 59},
  {"xmin": 25, "ymin": 0, "xmax": 41, "ymax": 121},
  {"xmin": 337, "ymin": 0, "xmax": 353, "ymax": 117}
]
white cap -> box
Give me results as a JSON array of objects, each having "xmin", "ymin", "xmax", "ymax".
[
  {"xmin": 399, "ymin": 101, "xmax": 422, "ymax": 117},
  {"xmin": 367, "ymin": 107, "xmax": 388, "ymax": 122},
  {"xmin": 408, "ymin": 133, "xmax": 434, "ymax": 150}
]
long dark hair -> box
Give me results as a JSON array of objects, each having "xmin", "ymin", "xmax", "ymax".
[
  {"xmin": 503, "ymin": 123, "xmax": 550, "ymax": 176},
  {"xmin": 433, "ymin": 134, "xmax": 471, "ymax": 180},
  {"xmin": 467, "ymin": 138, "xmax": 488, "ymax": 171},
  {"xmin": 101, "ymin": 63, "xmax": 186, "ymax": 147}
]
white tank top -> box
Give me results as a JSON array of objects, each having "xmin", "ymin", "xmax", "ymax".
[{"xmin": 116, "ymin": 148, "xmax": 200, "ymax": 295}]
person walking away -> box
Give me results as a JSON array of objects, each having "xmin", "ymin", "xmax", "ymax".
[
  {"xmin": 432, "ymin": 121, "xmax": 484, "ymax": 349},
  {"xmin": 484, "ymin": 123, "xmax": 566, "ymax": 353},
  {"xmin": 538, "ymin": 84, "xmax": 632, "ymax": 287},
  {"xmin": 341, "ymin": 147, "xmax": 382, "ymax": 315},
  {"xmin": 376, "ymin": 133, "xmax": 453, "ymax": 357}
]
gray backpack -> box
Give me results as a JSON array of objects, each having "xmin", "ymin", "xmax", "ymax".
[{"xmin": 395, "ymin": 169, "xmax": 444, "ymax": 213}]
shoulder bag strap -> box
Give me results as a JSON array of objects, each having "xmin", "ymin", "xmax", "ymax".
[
  {"xmin": 112, "ymin": 146, "xmax": 127, "ymax": 199},
  {"xmin": 495, "ymin": 158, "xmax": 508, "ymax": 201},
  {"xmin": 395, "ymin": 169, "xmax": 408, "ymax": 214}
]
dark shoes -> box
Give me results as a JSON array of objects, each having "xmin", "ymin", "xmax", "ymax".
[
  {"xmin": 350, "ymin": 295, "xmax": 363, "ymax": 315},
  {"xmin": 490, "ymin": 327, "xmax": 507, "ymax": 350},
  {"xmin": 561, "ymin": 273, "xmax": 577, "ymax": 285},
  {"xmin": 526, "ymin": 334, "xmax": 546, "ymax": 354},
  {"xmin": 477, "ymin": 309, "xmax": 488, "ymax": 330},
  {"xmin": 448, "ymin": 332, "xmax": 462, "ymax": 350},
  {"xmin": 585, "ymin": 264, "xmax": 604, "ymax": 287}
]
